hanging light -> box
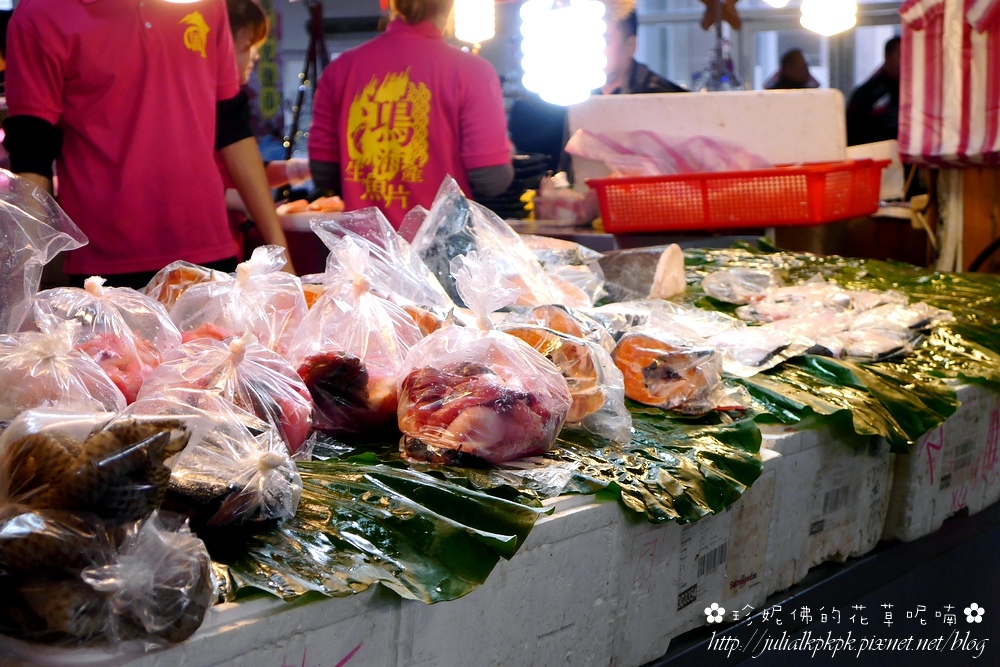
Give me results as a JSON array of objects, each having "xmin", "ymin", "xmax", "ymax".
[
  {"xmin": 763, "ymin": 0, "xmax": 789, "ymax": 8},
  {"xmin": 520, "ymin": 0, "xmax": 606, "ymax": 106},
  {"xmin": 800, "ymin": 0, "xmax": 857, "ymax": 37},
  {"xmin": 454, "ymin": 0, "xmax": 496, "ymax": 45}
]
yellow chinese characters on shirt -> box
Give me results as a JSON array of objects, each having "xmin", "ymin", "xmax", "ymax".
[{"xmin": 346, "ymin": 70, "xmax": 431, "ymax": 209}]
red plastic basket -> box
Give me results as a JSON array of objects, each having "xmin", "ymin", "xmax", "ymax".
[{"xmin": 586, "ymin": 159, "xmax": 891, "ymax": 234}]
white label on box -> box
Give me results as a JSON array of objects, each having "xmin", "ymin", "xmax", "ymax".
[
  {"xmin": 676, "ymin": 513, "xmax": 730, "ymax": 612},
  {"xmin": 809, "ymin": 463, "xmax": 856, "ymax": 535}
]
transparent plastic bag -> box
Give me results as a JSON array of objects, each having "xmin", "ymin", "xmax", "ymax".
[
  {"xmin": 288, "ymin": 237, "xmax": 423, "ymax": 435},
  {"xmin": 142, "ymin": 260, "xmax": 229, "ymax": 310},
  {"xmin": 0, "ymin": 169, "xmax": 88, "ymax": 335},
  {"xmin": 0, "ymin": 321, "xmax": 126, "ymax": 420},
  {"xmin": 0, "ymin": 408, "xmax": 191, "ymax": 522},
  {"xmin": 168, "ymin": 246, "xmax": 307, "ymax": 356},
  {"xmin": 506, "ymin": 304, "xmax": 617, "ymax": 353},
  {"xmin": 410, "ymin": 177, "xmax": 577, "ymax": 308},
  {"xmin": 701, "ymin": 268, "xmax": 784, "ymax": 305},
  {"xmin": 521, "ymin": 234, "xmax": 607, "ymax": 306},
  {"xmin": 397, "ymin": 250, "xmax": 572, "ymax": 465},
  {"xmin": 611, "ymin": 327, "xmax": 725, "ymax": 414},
  {"xmin": 81, "ymin": 512, "xmax": 214, "ymax": 644},
  {"xmin": 138, "ymin": 334, "xmax": 313, "ymax": 455},
  {"xmin": 1, "ymin": 512, "xmax": 214, "ymax": 646},
  {"xmin": 31, "ymin": 277, "xmax": 182, "ymax": 403},
  {"xmin": 131, "ymin": 389, "xmax": 301, "ymax": 526},
  {"xmin": 310, "ymin": 207, "xmax": 454, "ymax": 309},
  {"xmin": 499, "ymin": 324, "xmax": 631, "ymax": 444}
]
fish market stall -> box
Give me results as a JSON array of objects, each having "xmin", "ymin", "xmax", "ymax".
[{"xmin": 1, "ymin": 170, "xmax": 1000, "ymax": 666}]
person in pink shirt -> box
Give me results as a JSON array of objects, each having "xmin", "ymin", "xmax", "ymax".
[
  {"xmin": 2, "ymin": 0, "xmax": 294, "ymax": 289},
  {"xmin": 308, "ymin": 0, "xmax": 513, "ymax": 229}
]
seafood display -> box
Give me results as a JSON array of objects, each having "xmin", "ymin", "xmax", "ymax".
[{"xmin": 144, "ymin": 261, "xmax": 228, "ymax": 310}]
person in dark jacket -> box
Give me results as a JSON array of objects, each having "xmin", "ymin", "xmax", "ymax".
[
  {"xmin": 846, "ymin": 37, "xmax": 901, "ymax": 146},
  {"xmin": 599, "ymin": 9, "xmax": 685, "ymax": 95}
]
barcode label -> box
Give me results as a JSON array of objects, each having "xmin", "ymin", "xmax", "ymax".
[
  {"xmin": 823, "ymin": 485, "xmax": 852, "ymax": 514},
  {"xmin": 697, "ymin": 542, "xmax": 728, "ymax": 578}
]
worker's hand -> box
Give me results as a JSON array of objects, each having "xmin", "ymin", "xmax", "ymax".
[{"xmin": 285, "ymin": 158, "xmax": 312, "ymax": 187}]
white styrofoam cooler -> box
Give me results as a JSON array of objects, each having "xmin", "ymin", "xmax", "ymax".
[
  {"xmin": 884, "ymin": 384, "xmax": 1000, "ymax": 542},
  {"xmin": 609, "ymin": 448, "xmax": 781, "ymax": 666},
  {"xmin": 763, "ymin": 424, "xmax": 894, "ymax": 596},
  {"xmin": 566, "ymin": 89, "xmax": 848, "ymax": 191}
]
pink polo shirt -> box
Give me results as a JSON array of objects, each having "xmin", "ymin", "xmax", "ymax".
[
  {"xmin": 308, "ymin": 19, "xmax": 511, "ymax": 228},
  {"xmin": 6, "ymin": 0, "xmax": 241, "ymax": 276}
]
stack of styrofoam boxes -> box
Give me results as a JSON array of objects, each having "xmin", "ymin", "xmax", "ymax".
[
  {"xmin": 609, "ymin": 448, "xmax": 781, "ymax": 667},
  {"xmin": 763, "ymin": 423, "xmax": 894, "ymax": 596},
  {"xmin": 883, "ymin": 384, "xmax": 1000, "ymax": 542},
  {"xmin": 396, "ymin": 494, "xmax": 623, "ymax": 667},
  {"xmin": 0, "ymin": 585, "xmax": 400, "ymax": 667}
]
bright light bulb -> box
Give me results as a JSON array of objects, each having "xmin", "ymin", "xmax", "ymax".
[
  {"xmin": 763, "ymin": 0, "xmax": 789, "ymax": 7},
  {"xmin": 800, "ymin": 0, "xmax": 857, "ymax": 37},
  {"xmin": 454, "ymin": 0, "xmax": 495, "ymax": 45},
  {"xmin": 520, "ymin": 0, "xmax": 606, "ymax": 106}
]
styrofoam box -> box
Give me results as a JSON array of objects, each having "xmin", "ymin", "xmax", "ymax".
[
  {"xmin": 566, "ymin": 89, "xmax": 848, "ymax": 193},
  {"xmin": 763, "ymin": 424, "xmax": 894, "ymax": 596},
  {"xmin": 609, "ymin": 448, "xmax": 781, "ymax": 667},
  {"xmin": 397, "ymin": 494, "xmax": 622, "ymax": 667},
  {"xmin": 883, "ymin": 384, "xmax": 1000, "ymax": 542},
  {"xmin": 0, "ymin": 584, "xmax": 400, "ymax": 667}
]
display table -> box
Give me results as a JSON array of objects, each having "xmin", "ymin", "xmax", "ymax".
[{"xmin": 4, "ymin": 384, "xmax": 996, "ymax": 667}]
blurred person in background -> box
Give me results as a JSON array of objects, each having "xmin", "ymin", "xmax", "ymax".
[
  {"xmin": 308, "ymin": 0, "xmax": 513, "ymax": 228},
  {"xmin": 600, "ymin": 8, "xmax": 685, "ymax": 95},
  {"xmin": 3, "ymin": 0, "xmax": 293, "ymax": 289},
  {"xmin": 846, "ymin": 36, "xmax": 901, "ymax": 146},
  {"xmin": 765, "ymin": 48, "xmax": 820, "ymax": 90},
  {"xmin": 222, "ymin": 0, "xmax": 310, "ymax": 258}
]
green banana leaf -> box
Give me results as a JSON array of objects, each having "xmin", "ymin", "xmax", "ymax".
[
  {"xmin": 682, "ymin": 242, "xmax": 1000, "ymax": 450},
  {"xmin": 212, "ymin": 461, "xmax": 545, "ymax": 603}
]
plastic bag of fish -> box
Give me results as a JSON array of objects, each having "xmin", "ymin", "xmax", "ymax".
[
  {"xmin": 0, "ymin": 321, "xmax": 126, "ymax": 421},
  {"xmin": 397, "ymin": 250, "xmax": 572, "ymax": 465},
  {"xmin": 167, "ymin": 246, "xmax": 307, "ymax": 356},
  {"xmin": 288, "ymin": 237, "xmax": 424, "ymax": 435},
  {"xmin": 139, "ymin": 334, "xmax": 313, "ymax": 455},
  {"xmin": 132, "ymin": 389, "xmax": 302, "ymax": 527},
  {"xmin": 0, "ymin": 511, "xmax": 213, "ymax": 646},
  {"xmin": 410, "ymin": 177, "xmax": 591, "ymax": 309},
  {"xmin": 31, "ymin": 277, "xmax": 182, "ymax": 403}
]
